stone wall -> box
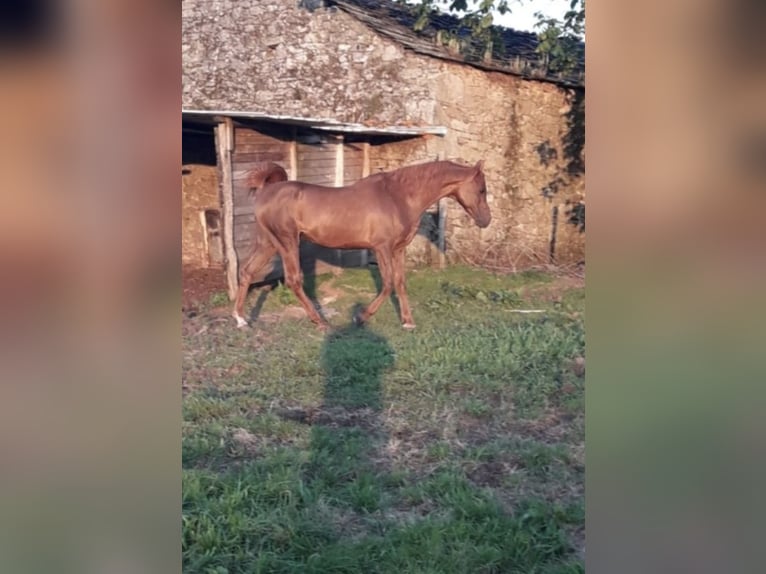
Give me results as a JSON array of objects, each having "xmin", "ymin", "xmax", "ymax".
[
  {"xmin": 427, "ymin": 66, "xmax": 585, "ymax": 268},
  {"xmin": 183, "ymin": 0, "xmax": 585, "ymax": 268},
  {"xmin": 182, "ymin": 165, "xmax": 220, "ymax": 267}
]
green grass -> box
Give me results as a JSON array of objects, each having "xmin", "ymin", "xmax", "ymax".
[
  {"xmin": 183, "ymin": 265, "xmax": 584, "ymax": 573},
  {"xmin": 209, "ymin": 290, "xmax": 230, "ymax": 308}
]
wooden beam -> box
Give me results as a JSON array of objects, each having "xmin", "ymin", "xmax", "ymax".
[
  {"xmin": 334, "ymin": 135, "xmax": 344, "ymax": 265},
  {"xmin": 199, "ymin": 211, "xmax": 210, "ymax": 267},
  {"xmin": 289, "ymin": 127, "xmax": 298, "ymax": 180},
  {"xmin": 549, "ymin": 204, "xmax": 559, "ymax": 264},
  {"xmin": 360, "ymin": 142, "xmax": 370, "ymax": 267},
  {"xmin": 361, "ymin": 142, "xmax": 370, "ymax": 178},
  {"xmin": 436, "ymin": 152, "xmax": 446, "ymax": 269},
  {"xmin": 334, "ymin": 135, "xmax": 344, "ymax": 186},
  {"xmin": 215, "ymin": 117, "xmax": 238, "ymax": 300},
  {"xmin": 437, "ymin": 200, "xmax": 446, "ymax": 269}
]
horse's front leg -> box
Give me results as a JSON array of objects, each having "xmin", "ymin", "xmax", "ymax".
[
  {"xmin": 355, "ymin": 248, "xmax": 393, "ymax": 326},
  {"xmin": 392, "ymin": 248, "xmax": 415, "ymax": 329},
  {"xmin": 279, "ymin": 244, "xmax": 329, "ymax": 331}
]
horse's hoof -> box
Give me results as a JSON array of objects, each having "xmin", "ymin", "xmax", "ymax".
[
  {"xmin": 234, "ymin": 315, "xmax": 249, "ymax": 328},
  {"xmin": 352, "ymin": 313, "xmax": 366, "ymax": 327},
  {"xmin": 402, "ymin": 322, "xmax": 417, "ymax": 331}
]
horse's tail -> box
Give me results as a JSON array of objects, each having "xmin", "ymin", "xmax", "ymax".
[{"xmin": 247, "ymin": 162, "xmax": 289, "ymax": 196}]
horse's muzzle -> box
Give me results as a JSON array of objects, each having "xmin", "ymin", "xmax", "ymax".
[{"xmin": 475, "ymin": 212, "xmax": 492, "ymax": 228}]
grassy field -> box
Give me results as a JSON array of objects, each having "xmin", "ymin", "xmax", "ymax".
[{"xmin": 182, "ymin": 265, "xmax": 585, "ymax": 574}]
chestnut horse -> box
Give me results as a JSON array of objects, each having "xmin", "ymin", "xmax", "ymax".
[{"xmin": 233, "ymin": 159, "xmax": 491, "ymax": 330}]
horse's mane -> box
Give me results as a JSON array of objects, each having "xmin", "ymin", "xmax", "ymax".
[
  {"xmin": 248, "ymin": 162, "xmax": 289, "ymax": 196},
  {"xmin": 383, "ymin": 160, "xmax": 475, "ymax": 196},
  {"xmin": 248, "ymin": 160, "xmax": 475, "ymax": 198}
]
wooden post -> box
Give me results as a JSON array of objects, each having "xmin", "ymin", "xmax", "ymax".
[
  {"xmin": 549, "ymin": 204, "xmax": 559, "ymax": 264},
  {"xmin": 436, "ymin": 152, "xmax": 446, "ymax": 269},
  {"xmin": 199, "ymin": 211, "xmax": 210, "ymax": 266},
  {"xmin": 334, "ymin": 135, "xmax": 344, "ymax": 266},
  {"xmin": 288, "ymin": 127, "xmax": 298, "ymax": 180},
  {"xmin": 334, "ymin": 134, "xmax": 344, "ymax": 186},
  {"xmin": 362, "ymin": 141, "xmax": 370, "ymax": 179},
  {"xmin": 215, "ymin": 117, "xmax": 238, "ymax": 301},
  {"xmin": 437, "ymin": 200, "xmax": 446, "ymax": 269},
  {"xmin": 360, "ymin": 142, "xmax": 370, "ymax": 267}
]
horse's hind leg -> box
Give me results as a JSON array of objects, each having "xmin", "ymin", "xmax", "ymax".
[
  {"xmin": 355, "ymin": 248, "xmax": 393, "ymax": 325},
  {"xmin": 278, "ymin": 244, "xmax": 328, "ymax": 329},
  {"xmin": 232, "ymin": 240, "xmax": 277, "ymax": 327}
]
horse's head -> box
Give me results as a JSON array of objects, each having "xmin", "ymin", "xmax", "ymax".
[{"xmin": 453, "ymin": 160, "xmax": 491, "ymax": 228}]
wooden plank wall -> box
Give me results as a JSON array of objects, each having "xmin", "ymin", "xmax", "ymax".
[
  {"xmin": 231, "ymin": 128, "xmax": 288, "ymax": 270},
  {"xmin": 296, "ymin": 141, "xmax": 336, "ymax": 186},
  {"xmin": 343, "ymin": 142, "xmax": 364, "ymax": 184},
  {"xmin": 338, "ymin": 141, "xmax": 366, "ymax": 267},
  {"xmin": 295, "ymin": 138, "xmax": 340, "ymax": 270}
]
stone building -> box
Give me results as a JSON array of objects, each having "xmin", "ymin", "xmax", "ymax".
[{"xmin": 182, "ymin": 0, "xmax": 585, "ymax": 297}]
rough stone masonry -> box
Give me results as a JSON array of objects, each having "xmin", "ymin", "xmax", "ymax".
[{"xmin": 183, "ymin": 0, "xmax": 584, "ymax": 268}]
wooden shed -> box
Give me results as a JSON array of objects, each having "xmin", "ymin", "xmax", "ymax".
[{"xmin": 182, "ymin": 111, "xmax": 447, "ymax": 299}]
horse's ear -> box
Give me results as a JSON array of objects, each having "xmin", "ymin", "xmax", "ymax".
[{"xmin": 474, "ymin": 160, "xmax": 484, "ymax": 173}]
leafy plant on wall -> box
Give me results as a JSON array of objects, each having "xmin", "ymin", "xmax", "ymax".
[{"xmin": 404, "ymin": 0, "xmax": 585, "ymax": 75}]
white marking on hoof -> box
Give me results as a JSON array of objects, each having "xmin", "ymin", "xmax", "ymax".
[
  {"xmin": 234, "ymin": 314, "xmax": 249, "ymax": 328},
  {"xmin": 402, "ymin": 322, "xmax": 416, "ymax": 331}
]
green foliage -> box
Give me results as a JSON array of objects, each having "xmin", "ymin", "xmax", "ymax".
[
  {"xmin": 183, "ymin": 462, "xmax": 581, "ymax": 573},
  {"xmin": 533, "ymin": 0, "xmax": 584, "ymax": 74},
  {"xmin": 406, "ymin": 0, "xmax": 512, "ymax": 48},
  {"xmin": 438, "ymin": 279, "xmax": 523, "ymax": 306},
  {"xmin": 407, "ymin": 0, "xmax": 584, "ymax": 76}
]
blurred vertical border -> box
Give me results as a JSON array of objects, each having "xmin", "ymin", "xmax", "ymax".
[
  {"xmin": 0, "ymin": 0, "xmax": 180, "ymax": 572},
  {"xmin": 587, "ymin": 0, "xmax": 766, "ymax": 572}
]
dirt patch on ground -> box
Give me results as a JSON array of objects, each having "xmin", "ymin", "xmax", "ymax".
[
  {"xmin": 257, "ymin": 305, "xmax": 309, "ymax": 323},
  {"xmin": 183, "ymin": 265, "xmax": 227, "ymax": 311},
  {"xmin": 522, "ymin": 272, "xmax": 584, "ymax": 304},
  {"xmin": 276, "ymin": 405, "xmax": 381, "ymax": 429},
  {"xmin": 466, "ymin": 460, "xmax": 512, "ymax": 488},
  {"xmin": 256, "ymin": 304, "xmax": 340, "ymax": 324},
  {"xmin": 317, "ymin": 284, "xmax": 343, "ymax": 305}
]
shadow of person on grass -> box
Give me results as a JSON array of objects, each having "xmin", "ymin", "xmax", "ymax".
[{"xmin": 305, "ymin": 310, "xmax": 395, "ymax": 511}]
